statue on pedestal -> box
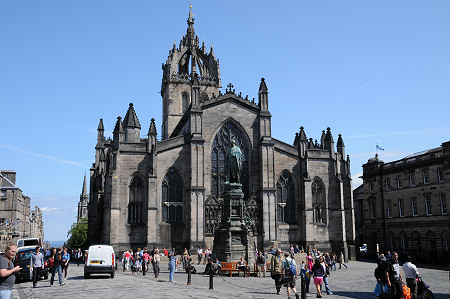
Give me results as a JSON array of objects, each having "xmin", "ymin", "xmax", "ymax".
[{"xmin": 226, "ymin": 139, "xmax": 242, "ymax": 184}]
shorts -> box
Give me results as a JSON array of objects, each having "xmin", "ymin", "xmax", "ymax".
[
  {"xmin": 283, "ymin": 276, "xmax": 296, "ymax": 288},
  {"xmin": 313, "ymin": 277, "xmax": 323, "ymax": 285}
]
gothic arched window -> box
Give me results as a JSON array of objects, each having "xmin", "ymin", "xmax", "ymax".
[
  {"xmin": 162, "ymin": 168, "xmax": 183, "ymax": 223},
  {"xmin": 128, "ymin": 176, "xmax": 144, "ymax": 224},
  {"xmin": 182, "ymin": 92, "xmax": 189, "ymax": 113},
  {"xmin": 312, "ymin": 178, "xmax": 326, "ymax": 224},
  {"xmin": 211, "ymin": 121, "xmax": 249, "ymax": 199},
  {"xmin": 276, "ymin": 171, "xmax": 296, "ymax": 224}
]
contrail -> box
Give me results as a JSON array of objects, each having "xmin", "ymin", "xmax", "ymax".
[
  {"xmin": 337, "ymin": 73, "xmax": 383, "ymax": 102},
  {"xmin": 0, "ymin": 144, "xmax": 87, "ymax": 168}
]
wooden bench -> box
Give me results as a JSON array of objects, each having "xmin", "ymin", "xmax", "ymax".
[{"xmin": 219, "ymin": 262, "xmax": 249, "ymax": 277}]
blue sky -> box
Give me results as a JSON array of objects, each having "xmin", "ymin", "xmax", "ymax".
[{"xmin": 1, "ymin": 1, "xmax": 449, "ymax": 241}]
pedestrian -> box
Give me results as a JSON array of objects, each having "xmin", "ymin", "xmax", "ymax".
[
  {"xmin": 142, "ymin": 249, "xmax": 150, "ymax": 276},
  {"xmin": 386, "ymin": 252, "xmax": 403, "ymax": 299},
  {"xmin": 301, "ymin": 263, "xmax": 312, "ymax": 293},
  {"xmin": 50, "ymin": 247, "xmax": 65, "ymax": 286},
  {"xmin": 306, "ymin": 252, "xmax": 314, "ymax": 272},
  {"xmin": 152, "ymin": 247, "xmax": 160, "ymax": 278},
  {"xmin": 403, "ymin": 255, "xmax": 419, "ymax": 298},
  {"xmin": 0, "ymin": 243, "xmax": 22, "ymax": 298},
  {"xmin": 30, "ymin": 246, "xmax": 44, "ymax": 288},
  {"xmin": 197, "ymin": 247, "xmax": 203, "ymax": 265},
  {"xmin": 163, "ymin": 248, "xmax": 168, "ymax": 257},
  {"xmin": 62, "ymin": 248, "xmax": 70, "ymax": 278},
  {"xmin": 256, "ymin": 251, "xmax": 266, "ymax": 278},
  {"xmin": 168, "ymin": 248, "xmax": 177, "ymax": 282},
  {"xmin": 339, "ymin": 251, "xmax": 348, "ymax": 269},
  {"xmin": 320, "ymin": 256, "xmax": 333, "ymax": 295},
  {"xmin": 76, "ymin": 248, "xmax": 82, "ymax": 267},
  {"xmin": 331, "ymin": 253, "xmax": 336, "ymax": 271},
  {"xmin": 312, "ymin": 258, "xmax": 325, "ymax": 298},
  {"xmin": 281, "ymin": 251, "xmax": 299, "ymax": 299}
]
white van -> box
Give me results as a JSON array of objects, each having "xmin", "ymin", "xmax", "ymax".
[
  {"xmin": 84, "ymin": 245, "xmax": 116, "ymax": 278},
  {"xmin": 16, "ymin": 238, "xmax": 42, "ymax": 248}
]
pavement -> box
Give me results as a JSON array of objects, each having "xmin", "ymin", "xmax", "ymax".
[{"xmin": 14, "ymin": 260, "xmax": 450, "ymax": 299}]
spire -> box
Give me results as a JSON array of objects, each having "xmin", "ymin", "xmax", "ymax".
[
  {"xmin": 337, "ymin": 134, "xmax": 344, "ymax": 147},
  {"xmin": 299, "ymin": 126, "xmax": 307, "ymax": 140},
  {"xmin": 148, "ymin": 118, "xmax": 157, "ymax": 135},
  {"xmin": 186, "ymin": 2, "xmax": 196, "ymax": 47},
  {"xmin": 320, "ymin": 130, "xmax": 326, "ymax": 148},
  {"xmin": 97, "ymin": 118, "xmax": 104, "ymax": 131},
  {"xmin": 114, "ymin": 116, "xmax": 124, "ymax": 133},
  {"xmin": 97, "ymin": 118, "xmax": 105, "ymax": 144},
  {"xmin": 293, "ymin": 132, "xmax": 299, "ymax": 147},
  {"xmin": 81, "ymin": 173, "xmax": 88, "ymax": 199},
  {"xmin": 337, "ymin": 133, "xmax": 345, "ymax": 156},
  {"xmin": 259, "ymin": 77, "xmax": 268, "ymax": 93},
  {"xmin": 324, "ymin": 127, "xmax": 335, "ymax": 151},
  {"xmin": 123, "ymin": 103, "xmax": 141, "ymax": 128}
]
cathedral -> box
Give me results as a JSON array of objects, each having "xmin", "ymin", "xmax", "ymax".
[{"xmin": 88, "ymin": 7, "xmax": 356, "ymax": 257}]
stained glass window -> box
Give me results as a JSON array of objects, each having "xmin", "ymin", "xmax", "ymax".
[
  {"xmin": 312, "ymin": 178, "xmax": 326, "ymax": 224},
  {"xmin": 276, "ymin": 171, "xmax": 296, "ymax": 224},
  {"xmin": 162, "ymin": 168, "xmax": 183, "ymax": 223},
  {"xmin": 128, "ymin": 176, "xmax": 144, "ymax": 224}
]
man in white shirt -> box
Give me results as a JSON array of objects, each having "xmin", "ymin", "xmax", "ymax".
[
  {"xmin": 197, "ymin": 247, "xmax": 203, "ymax": 265},
  {"xmin": 402, "ymin": 256, "xmax": 419, "ymax": 296}
]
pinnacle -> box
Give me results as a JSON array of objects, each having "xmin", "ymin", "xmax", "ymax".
[
  {"xmin": 123, "ymin": 103, "xmax": 141, "ymax": 129},
  {"xmin": 259, "ymin": 78, "xmax": 268, "ymax": 92}
]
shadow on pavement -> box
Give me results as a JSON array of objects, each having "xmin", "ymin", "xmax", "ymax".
[
  {"xmin": 332, "ymin": 291, "xmax": 374, "ymax": 298},
  {"xmin": 68, "ymin": 275, "xmax": 111, "ymax": 280}
]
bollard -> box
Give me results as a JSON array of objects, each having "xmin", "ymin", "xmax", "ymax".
[
  {"xmin": 187, "ymin": 264, "xmax": 192, "ymax": 285},
  {"xmin": 300, "ymin": 273, "xmax": 306, "ymax": 299},
  {"xmin": 209, "ymin": 263, "xmax": 214, "ymax": 289}
]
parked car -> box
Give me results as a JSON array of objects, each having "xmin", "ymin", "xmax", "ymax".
[
  {"xmin": 14, "ymin": 247, "xmax": 49, "ymax": 282},
  {"xmin": 84, "ymin": 245, "xmax": 116, "ymax": 279}
]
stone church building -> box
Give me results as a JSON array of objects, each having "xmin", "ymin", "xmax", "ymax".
[{"xmin": 88, "ymin": 8, "xmax": 356, "ymax": 256}]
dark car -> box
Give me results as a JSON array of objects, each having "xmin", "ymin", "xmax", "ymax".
[{"xmin": 14, "ymin": 247, "xmax": 49, "ymax": 282}]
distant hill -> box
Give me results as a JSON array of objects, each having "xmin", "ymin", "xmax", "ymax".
[{"xmin": 47, "ymin": 241, "xmax": 65, "ymax": 248}]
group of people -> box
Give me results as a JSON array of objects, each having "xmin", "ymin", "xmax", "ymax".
[
  {"xmin": 269, "ymin": 247, "xmax": 347, "ymax": 299},
  {"xmin": 0, "ymin": 243, "xmax": 75, "ymax": 299},
  {"xmin": 374, "ymin": 251, "xmax": 421, "ymax": 299},
  {"xmin": 121, "ymin": 247, "xmax": 161, "ymax": 278}
]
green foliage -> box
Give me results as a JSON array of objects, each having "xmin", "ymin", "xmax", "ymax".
[{"xmin": 66, "ymin": 218, "xmax": 88, "ymax": 249}]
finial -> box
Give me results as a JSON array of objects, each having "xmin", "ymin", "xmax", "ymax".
[
  {"xmin": 189, "ymin": 0, "xmax": 192, "ymax": 8},
  {"xmin": 129, "ymin": 103, "xmax": 133, "ymax": 107}
]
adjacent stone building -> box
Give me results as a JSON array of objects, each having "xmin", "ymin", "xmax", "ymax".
[
  {"xmin": 355, "ymin": 142, "xmax": 450, "ymax": 264},
  {"xmin": 88, "ymin": 8, "xmax": 355, "ymax": 257},
  {"xmin": 0, "ymin": 170, "xmax": 44, "ymax": 249}
]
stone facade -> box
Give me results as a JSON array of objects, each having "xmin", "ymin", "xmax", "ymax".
[
  {"xmin": 88, "ymin": 8, "xmax": 355, "ymax": 257},
  {"xmin": 0, "ymin": 170, "xmax": 44, "ymax": 249},
  {"xmin": 355, "ymin": 141, "xmax": 450, "ymax": 264}
]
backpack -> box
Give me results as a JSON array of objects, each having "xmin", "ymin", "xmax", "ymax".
[{"xmin": 285, "ymin": 258, "xmax": 297, "ymax": 276}]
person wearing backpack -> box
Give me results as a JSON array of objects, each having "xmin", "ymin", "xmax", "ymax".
[{"xmin": 282, "ymin": 252, "xmax": 299, "ymax": 299}]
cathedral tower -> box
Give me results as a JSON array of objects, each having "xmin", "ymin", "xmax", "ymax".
[{"xmin": 160, "ymin": 6, "xmax": 221, "ymax": 139}]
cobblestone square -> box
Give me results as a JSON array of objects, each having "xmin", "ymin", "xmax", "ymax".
[{"xmin": 13, "ymin": 261, "xmax": 450, "ymax": 299}]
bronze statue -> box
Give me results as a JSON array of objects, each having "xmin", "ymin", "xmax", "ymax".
[{"xmin": 226, "ymin": 139, "xmax": 242, "ymax": 184}]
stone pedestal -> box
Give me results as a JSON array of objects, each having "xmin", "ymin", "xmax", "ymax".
[{"xmin": 213, "ymin": 183, "xmax": 255, "ymax": 263}]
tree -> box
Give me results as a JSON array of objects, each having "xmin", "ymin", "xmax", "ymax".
[{"xmin": 66, "ymin": 218, "xmax": 88, "ymax": 249}]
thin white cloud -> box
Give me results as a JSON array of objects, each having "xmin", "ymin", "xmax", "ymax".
[
  {"xmin": 41, "ymin": 207, "xmax": 59, "ymax": 213},
  {"xmin": 347, "ymin": 129, "xmax": 450, "ymax": 139},
  {"xmin": 0, "ymin": 144, "xmax": 88, "ymax": 168},
  {"xmin": 68, "ymin": 124, "xmax": 97, "ymax": 134},
  {"xmin": 351, "ymin": 172, "xmax": 363, "ymax": 189},
  {"xmin": 350, "ymin": 151, "xmax": 409, "ymax": 159},
  {"xmin": 337, "ymin": 74, "xmax": 383, "ymax": 102}
]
